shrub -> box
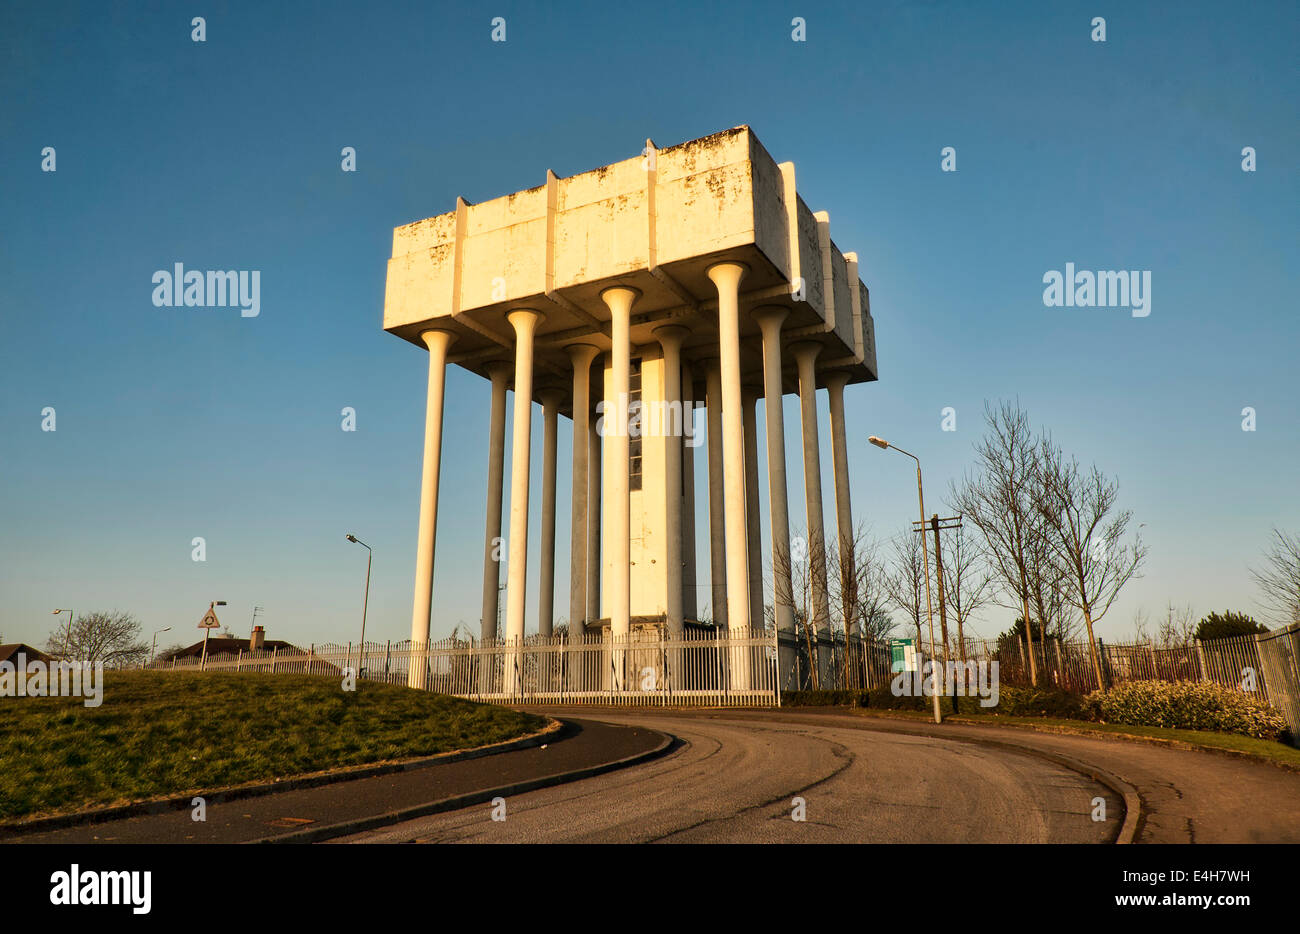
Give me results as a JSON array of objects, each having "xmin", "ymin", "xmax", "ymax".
[
  {"xmin": 781, "ymin": 689, "xmax": 869, "ymax": 707},
  {"xmin": 781, "ymin": 684, "xmax": 1092, "ymax": 719},
  {"xmin": 1194, "ymin": 610, "xmax": 1267, "ymax": 642},
  {"xmin": 985, "ymin": 685, "xmax": 1091, "ymax": 720},
  {"xmin": 1088, "ymin": 680, "xmax": 1288, "ymax": 740}
]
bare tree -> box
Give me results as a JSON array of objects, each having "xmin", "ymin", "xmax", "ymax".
[
  {"xmin": 1024, "ymin": 506, "xmax": 1077, "ymax": 674},
  {"xmin": 949, "ymin": 401, "xmax": 1046, "ymax": 685},
  {"xmin": 1037, "ymin": 443, "xmax": 1146, "ymax": 692},
  {"xmin": 47, "ymin": 610, "xmax": 149, "ymax": 667},
  {"xmin": 829, "ymin": 524, "xmax": 892, "ymax": 636},
  {"xmin": 883, "ymin": 529, "xmax": 925, "ymax": 650},
  {"xmin": 828, "ymin": 523, "xmax": 895, "ymax": 688},
  {"xmin": 1131, "ymin": 607, "xmax": 1152, "ymax": 643},
  {"xmin": 940, "ymin": 521, "xmax": 994, "ymax": 662},
  {"xmin": 775, "ymin": 528, "xmax": 825, "ymax": 689},
  {"xmin": 858, "ymin": 607, "xmax": 895, "ymax": 642},
  {"xmin": 153, "ymin": 642, "xmax": 186, "ymax": 665},
  {"xmin": 1155, "ymin": 602, "xmax": 1196, "ymax": 647},
  {"xmin": 1252, "ymin": 528, "xmax": 1300, "ymax": 626}
]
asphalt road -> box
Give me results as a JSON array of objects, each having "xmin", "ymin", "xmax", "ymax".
[
  {"xmin": 5, "ymin": 718, "xmax": 664, "ymax": 844},
  {"xmin": 335, "ymin": 710, "xmax": 1124, "ymax": 844}
]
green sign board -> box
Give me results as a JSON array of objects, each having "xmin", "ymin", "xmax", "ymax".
[{"xmin": 889, "ymin": 638, "xmax": 918, "ymax": 673}]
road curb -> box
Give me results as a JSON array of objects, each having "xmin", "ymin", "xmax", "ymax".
[
  {"xmin": 0, "ymin": 718, "xmax": 564, "ymax": 838},
  {"xmin": 252, "ymin": 725, "xmax": 676, "ymax": 844}
]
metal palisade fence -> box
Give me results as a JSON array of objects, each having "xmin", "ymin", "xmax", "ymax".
[
  {"xmin": 152, "ymin": 621, "xmax": 1300, "ymax": 735},
  {"xmin": 158, "ymin": 626, "xmax": 782, "ymax": 708},
  {"xmin": 1253, "ymin": 623, "xmax": 1300, "ymax": 735}
]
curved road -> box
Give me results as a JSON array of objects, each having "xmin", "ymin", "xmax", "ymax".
[{"xmin": 335, "ymin": 710, "xmax": 1123, "ymax": 844}]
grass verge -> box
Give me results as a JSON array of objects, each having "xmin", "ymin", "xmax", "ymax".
[
  {"xmin": 0, "ymin": 671, "xmax": 548, "ymax": 821},
  {"xmin": 847, "ymin": 707, "xmax": 1300, "ymax": 770}
]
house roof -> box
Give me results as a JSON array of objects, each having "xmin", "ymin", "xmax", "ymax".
[
  {"xmin": 0, "ymin": 643, "xmax": 54, "ymax": 665},
  {"xmin": 160, "ymin": 638, "xmax": 300, "ymax": 661}
]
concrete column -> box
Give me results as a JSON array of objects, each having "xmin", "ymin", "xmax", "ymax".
[
  {"xmin": 408, "ymin": 328, "xmax": 457, "ymax": 690},
  {"xmin": 703, "ymin": 359, "xmax": 728, "ymax": 629},
  {"xmin": 755, "ymin": 308, "xmax": 796, "ymax": 687},
  {"xmin": 792, "ymin": 341, "xmax": 832, "ymax": 643},
  {"xmin": 681, "ymin": 360, "xmax": 698, "ymax": 621},
  {"xmin": 504, "ymin": 310, "xmax": 543, "ymax": 650},
  {"xmin": 602, "ymin": 287, "xmax": 637, "ymax": 656},
  {"xmin": 537, "ymin": 387, "xmax": 564, "ymax": 638},
  {"xmin": 587, "ymin": 412, "xmax": 601, "ymax": 627},
  {"xmin": 754, "ymin": 309, "xmax": 795, "ymax": 639},
  {"xmin": 707, "ymin": 263, "xmax": 751, "ymax": 636},
  {"xmin": 567, "ymin": 345, "xmax": 600, "ymax": 638},
  {"xmin": 742, "ymin": 388, "xmax": 764, "ymax": 626},
  {"xmin": 654, "ymin": 325, "xmax": 689, "ymax": 639},
  {"xmin": 824, "ymin": 370, "xmax": 856, "ymax": 636},
  {"xmin": 479, "ymin": 361, "xmax": 510, "ymax": 643}
]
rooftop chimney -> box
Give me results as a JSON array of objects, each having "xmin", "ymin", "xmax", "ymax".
[{"xmin": 250, "ymin": 625, "xmax": 265, "ymax": 652}]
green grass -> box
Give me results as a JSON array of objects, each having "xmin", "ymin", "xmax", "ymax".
[
  {"xmin": 0, "ymin": 671, "xmax": 548, "ymax": 821},
  {"xmin": 849, "ymin": 707, "xmax": 1300, "ymax": 769}
]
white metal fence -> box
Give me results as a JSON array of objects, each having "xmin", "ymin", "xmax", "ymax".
[
  {"xmin": 156, "ymin": 627, "xmax": 782, "ymax": 707},
  {"xmin": 152, "ymin": 621, "xmax": 1300, "ymax": 735}
]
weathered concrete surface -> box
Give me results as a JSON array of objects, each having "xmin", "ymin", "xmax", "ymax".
[{"xmin": 383, "ymin": 126, "xmax": 876, "ymax": 401}]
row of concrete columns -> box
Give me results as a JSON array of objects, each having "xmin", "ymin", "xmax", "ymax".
[{"xmin": 406, "ymin": 264, "xmax": 856, "ymax": 689}]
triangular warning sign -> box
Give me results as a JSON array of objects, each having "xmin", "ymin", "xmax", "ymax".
[{"xmin": 199, "ymin": 608, "xmax": 221, "ymax": 629}]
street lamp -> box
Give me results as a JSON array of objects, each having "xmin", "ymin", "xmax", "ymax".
[
  {"xmin": 52, "ymin": 609, "xmax": 74, "ymax": 659},
  {"xmin": 346, "ymin": 534, "xmax": 372, "ymax": 680},
  {"xmin": 868, "ymin": 436, "xmax": 943, "ymax": 724},
  {"xmin": 150, "ymin": 627, "xmax": 171, "ymax": 666}
]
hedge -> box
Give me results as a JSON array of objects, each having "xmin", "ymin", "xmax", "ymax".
[{"xmin": 1087, "ymin": 680, "xmax": 1288, "ymax": 741}]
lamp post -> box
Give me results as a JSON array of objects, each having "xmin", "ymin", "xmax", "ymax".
[
  {"xmin": 52, "ymin": 609, "xmax": 74, "ymax": 659},
  {"xmin": 346, "ymin": 534, "xmax": 372, "ymax": 679},
  {"xmin": 150, "ymin": 627, "xmax": 171, "ymax": 666},
  {"xmin": 869, "ymin": 436, "xmax": 942, "ymax": 724}
]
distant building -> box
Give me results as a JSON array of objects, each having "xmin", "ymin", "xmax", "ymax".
[
  {"xmin": 156, "ymin": 625, "xmax": 299, "ymax": 662},
  {"xmin": 0, "ymin": 643, "xmax": 55, "ymax": 666}
]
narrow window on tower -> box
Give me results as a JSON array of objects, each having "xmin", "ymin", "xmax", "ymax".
[{"xmin": 629, "ymin": 357, "xmax": 643, "ymax": 491}]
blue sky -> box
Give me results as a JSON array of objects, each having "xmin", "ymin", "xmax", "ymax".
[{"xmin": 1, "ymin": 0, "xmax": 1296, "ymax": 651}]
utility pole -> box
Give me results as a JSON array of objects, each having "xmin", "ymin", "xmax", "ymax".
[{"xmin": 914, "ymin": 514, "xmax": 962, "ymax": 660}]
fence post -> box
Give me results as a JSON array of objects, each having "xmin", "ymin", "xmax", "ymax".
[
  {"xmin": 1149, "ymin": 640, "xmax": 1159, "ymax": 680},
  {"xmin": 271, "ymin": 646, "xmax": 278, "ymax": 673},
  {"xmin": 1097, "ymin": 637, "xmax": 1107, "ymax": 689},
  {"xmin": 308, "ymin": 642, "xmax": 315, "ymax": 675},
  {"xmin": 1053, "ymin": 639, "xmax": 1063, "ymax": 687},
  {"xmin": 1253, "ymin": 631, "xmax": 1270, "ymax": 707},
  {"xmin": 1195, "ymin": 638, "xmax": 1208, "ymax": 682},
  {"xmin": 236, "ymin": 650, "xmax": 242, "ymax": 672}
]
